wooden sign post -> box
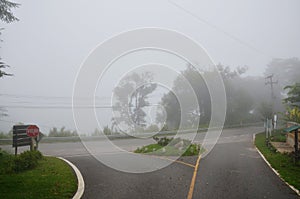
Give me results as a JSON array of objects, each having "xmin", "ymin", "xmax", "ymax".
[{"xmin": 13, "ymin": 125, "xmax": 40, "ymax": 155}]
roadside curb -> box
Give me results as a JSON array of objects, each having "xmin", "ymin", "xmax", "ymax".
[
  {"xmin": 58, "ymin": 157, "xmax": 85, "ymax": 199},
  {"xmin": 252, "ymin": 133, "xmax": 300, "ymax": 196}
]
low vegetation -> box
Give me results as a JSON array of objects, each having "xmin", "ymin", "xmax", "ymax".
[
  {"xmin": 0, "ymin": 149, "xmax": 43, "ymax": 174},
  {"xmin": 134, "ymin": 136, "xmax": 203, "ymax": 156},
  {"xmin": 255, "ymin": 133, "xmax": 300, "ymax": 191},
  {"xmin": 269, "ymin": 130, "xmax": 287, "ymax": 142},
  {"xmin": 0, "ymin": 149, "xmax": 77, "ymax": 198}
]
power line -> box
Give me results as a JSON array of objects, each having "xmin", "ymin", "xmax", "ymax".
[
  {"xmin": 0, "ymin": 93, "xmax": 166, "ymax": 101},
  {"xmin": 0, "ymin": 104, "xmax": 162, "ymax": 109},
  {"xmin": 0, "ymin": 93, "xmax": 110, "ymax": 100},
  {"xmin": 0, "ymin": 105, "xmax": 112, "ymax": 109},
  {"xmin": 168, "ymin": 0, "xmax": 273, "ymax": 59}
]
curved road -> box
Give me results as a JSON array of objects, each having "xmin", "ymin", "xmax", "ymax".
[{"xmin": 3, "ymin": 127, "xmax": 299, "ymax": 198}]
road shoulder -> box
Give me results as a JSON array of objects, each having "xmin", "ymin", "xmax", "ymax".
[
  {"xmin": 253, "ymin": 133, "xmax": 300, "ymax": 196},
  {"xmin": 58, "ymin": 157, "xmax": 85, "ymax": 199}
]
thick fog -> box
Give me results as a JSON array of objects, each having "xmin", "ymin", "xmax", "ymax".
[{"xmin": 0, "ymin": 0, "xmax": 299, "ymax": 134}]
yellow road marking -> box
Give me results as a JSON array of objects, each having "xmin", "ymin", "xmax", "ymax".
[
  {"xmin": 148, "ymin": 155, "xmax": 195, "ymax": 168},
  {"xmin": 174, "ymin": 160, "xmax": 195, "ymax": 168},
  {"xmin": 187, "ymin": 154, "xmax": 201, "ymax": 199}
]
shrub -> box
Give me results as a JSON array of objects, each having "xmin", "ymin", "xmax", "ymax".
[
  {"xmin": 14, "ymin": 150, "xmax": 43, "ymax": 172},
  {"xmin": 0, "ymin": 149, "xmax": 43, "ymax": 174}
]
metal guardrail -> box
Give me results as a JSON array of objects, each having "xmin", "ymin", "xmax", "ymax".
[{"xmin": 0, "ymin": 122, "xmax": 264, "ymax": 144}]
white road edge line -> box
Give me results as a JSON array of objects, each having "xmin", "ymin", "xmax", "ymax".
[
  {"xmin": 58, "ymin": 157, "xmax": 85, "ymax": 199},
  {"xmin": 253, "ymin": 133, "xmax": 300, "ymax": 196}
]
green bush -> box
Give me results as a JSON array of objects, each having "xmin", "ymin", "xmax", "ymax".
[
  {"xmin": 14, "ymin": 150, "xmax": 43, "ymax": 172},
  {"xmin": 0, "ymin": 149, "xmax": 43, "ymax": 174}
]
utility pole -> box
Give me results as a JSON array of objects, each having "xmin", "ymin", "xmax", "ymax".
[
  {"xmin": 265, "ymin": 74, "xmax": 278, "ymax": 136},
  {"xmin": 265, "ymin": 74, "xmax": 278, "ymax": 100}
]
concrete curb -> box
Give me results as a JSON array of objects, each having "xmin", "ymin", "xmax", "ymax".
[
  {"xmin": 58, "ymin": 157, "xmax": 85, "ymax": 199},
  {"xmin": 253, "ymin": 133, "xmax": 300, "ymax": 196}
]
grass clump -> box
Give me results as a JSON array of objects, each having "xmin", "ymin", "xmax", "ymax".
[{"xmin": 135, "ymin": 136, "xmax": 203, "ymax": 156}]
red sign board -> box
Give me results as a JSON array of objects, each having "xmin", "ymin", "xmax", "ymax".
[{"xmin": 26, "ymin": 125, "xmax": 39, "ymax": 137}]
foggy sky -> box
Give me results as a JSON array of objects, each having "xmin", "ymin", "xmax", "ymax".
[{"xmin": 0, "ymin": 0, "xmax": 299, "ymax": 133}]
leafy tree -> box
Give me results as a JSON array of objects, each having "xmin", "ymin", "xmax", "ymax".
[
  {"xmin": 217, "ymin": 64, "xmax": 255, "ymax": 125},
  {"xmin": 0, "ymin": 0, "xmax": 19, "ymax": 78},
  {"xmin": 157, "ymin": 64, "xmax": 212, "ymax": 129},
  {"xmin": 216, "ymin": 63, "xmax": 247, "ymax": 79},
  {"xmin": 0, "ymin": 0, "xmax": 19, "ymax": 118},
  {"xmin": 112, "ymin": 72, "xmax": 157, "ymax": 132},
  {"xmin": 159, "ymin": 64, "xmax": 254, "ymax": 129},
  {"xmin": 283, "ymin": 83, "xmax": 300, "ymax": 123},
  {"xmin": 0, "ymin": 0, "xmax": 19, "ymax": 23},
  {"xmin": 284, "ymin": 83, "xmax": 300, "ymax": 108},
  {"xmin": 225, "ymin": 88, "xmax": 254, "ymax": 125},
  {"xmin": 157, "ymin": 90, "xmax": 181, "ymax": 130}
]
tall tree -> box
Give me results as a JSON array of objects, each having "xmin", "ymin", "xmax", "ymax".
[
  {"xmin": 112, "ymin": 72, "xmax": 157, "ymax": 132},
  {"xmin": 159, "ymin": 64, "xmax": 254, "ymax": 129},
  {"xmin": 0, "ymin": 0, "xmax": 19, "ymax": 23},
  {"xmin": 0, "ymin": 0, "xmax": 19, "ymax": 78},
  {"xmin": 157, "ymin": 65, "xmax": 211, "ymax": 130}
]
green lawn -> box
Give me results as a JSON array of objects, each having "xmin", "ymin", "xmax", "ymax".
[
  {"xmin": 0, "ymin": 156, "xmax": 77, "ymax": 199},
  {"xmin": 255, "ymin": 132, "xmax": 300, "ymax": 191}
]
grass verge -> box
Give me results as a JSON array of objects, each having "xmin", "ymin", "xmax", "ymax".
[
  {"xmin": 0, "ymin": 155, "xmax": 77, "ymax": 199},
  {"xmin": 135, "ymin": 143, "xmax": 203, "ymax": 156},
  {"xmin": 255, "ymin": 132, "xmax": 300, "ymax": 191},
  {"xmin": 135, "ymin": 137, "xmax": 203, "ymax": 156}
]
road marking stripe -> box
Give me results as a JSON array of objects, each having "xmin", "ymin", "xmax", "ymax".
[
  {"xmin": 187, "ymin": 154, "xmax": 201, "ymax": 199},
  {"xmin": 58, "ymin": 157, "xmax": 85, "ymax": 199},
  {"xmin": 148, "ymin": 155, "xmax": 196, "ymax": 168},
  {"xmin": 174, "ymin": 160, "xmax": 196, "ymax": 168},
  {"xmin": 167, "ymin": 158, "xmax": 195, "ymax": 168}
]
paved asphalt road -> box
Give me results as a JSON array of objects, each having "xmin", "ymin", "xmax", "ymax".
[{"xmin": 3, "ymin": 127, "xmax": 299, "ymax": 199}]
